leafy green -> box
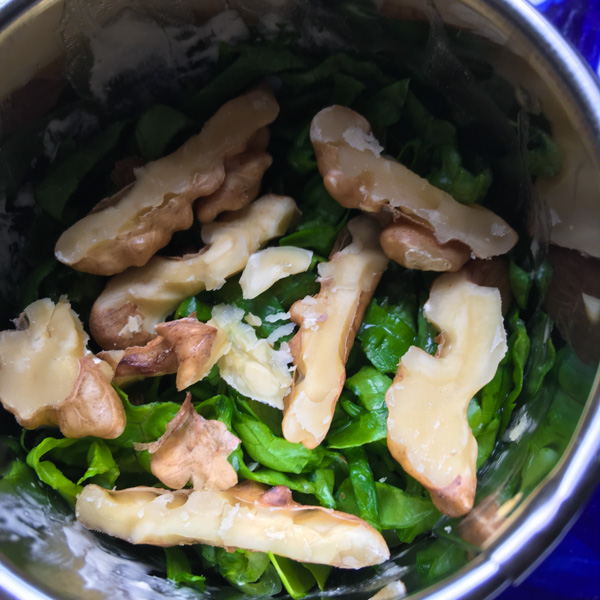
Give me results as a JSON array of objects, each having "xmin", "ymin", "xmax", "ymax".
[
  {"xmin": 527, "ymin": 126, "xmax": 563, "ymax": 177},
  {"xmin": 379, "ymin": 487, "xmax": 440, "ymax": 543},
  {"xmin": 357, "ymin": 296, "xmax": 416, "ymax": 374},
  {"xmin": 201, "ymin": 546, "xmax": 282, "ymax": 596},
  {"xmin": 335, "ymin": 478, "xmax": 440, "ymax": 542},
  {"xmin": 303, "ymin": 563, "xmax": 331, "ymax": 591},
  {"xmin": 509, "ymin": 259, "xmax": 531, "ymax": 310},
  {"xmin": 76, "ymin": 440, "xmax": 120, "ymax": 488},
  {"xmin": 416, "ymin": 290, "xmax": 439, "ymax": 355},
  {"xmin": 234, "ymin": 450, "xmax": 336, "ymax": 508},
  {"xmin": 287, "ymin": 124, "xmax": 317, "ymax": 174},
  {"xmin": 557, "ymin": 346, "xmax": 597, "ymax": 403},
  {"xmin": 366, "ymin": 80, "xmax": 410, "ymax": 141},
  {"xmin": 112, "ymin": 388, "xmax": 180, "ymax": 447},
  {"xmin": 519, "ymin": 346, "xmax": 591, "ymax": 492},
  {"xmin": 35, "ymin": 121, "xmax": 127, "ymax": 220},
  {"xmin": 427, "ymin": 145, "xmax": 493, "ymax": 205},
  {"xmin": 281, "ymin": 52, "xmax": 392, "ymax": 89},
  {"xmin": 279, "ymin": 175, "xmax": 348, "ymax": 256},
  {"xmin": 345, "ymin": 447, "xmax": 380, "ymax": 529},
  {"xmin": 327, "ymin": 372, "xmax": 390, "ymax": 449},
  {"xmin": 345, "ymin": 367, "xmax": 391, "ymax": 411},
  {"xmin": 524, "ymin": 312, "xmax": 555, "ymax": 398},
  {"xmin": 269, "ymin": 553, "xmax": 317, "ymax": 599},
  {"xmin": 467, "ymin": 310, "xmax": 529, "ymax": 467},
  {"xmin": 232, "ymin": 407, "xmax": 326, "ymax": 474},
  {"xmin": 195, "ymin": 392, "xmax": 235, "ymax": 429},
  {"xmin": 327, "ymin": 409, "xmax": 387, "ymax": 449},
  {"xmin": 2, "ymin": 17, "xmax": 574, "ymax": 600},
  {"xmin": 185, "ymin": 42, "xmax": 305, "ymax": 117},
  {"xmin": 164, "ymin": 547, "xmax": 206, "ymax": 590},
  {"xmin": 25, "ymin": 437, "xmax": 83, "ymax": 504},
  {"xmin": 135, "ymin": 104, "xmax": 194, "ymax": 161},
  {"xmin": 329, "ymin": 73, "xmax": 366, "ymax": 106},
  {"xmin": 416, "ymin": 539, "xmax": 468, "ymax": 585}
]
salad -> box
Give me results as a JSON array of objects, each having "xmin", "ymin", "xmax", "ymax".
[{"xmin": 0, "ymin": 1, "xmax": 596, "ymax": 598}]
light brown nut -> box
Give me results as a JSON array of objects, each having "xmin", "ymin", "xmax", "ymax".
[
  {"xmin": 282, "ymin": 216, "xmax": 388, "ymax": 449},
  {"xmin": 462, "ymin": 257, "xmax": 512, "ymax": 316},
  {"xmin": 155, "ymin": 317, "xmax": 230, "ymax": 391},
  {"xmin": 0, "ymin": 299, "xmax": 125, "ymax": 439},
  {"xmin": 99, "ymin": 337, "xmax": 178, "ymax": 380},
  {"xmin": 111, "ymin": 155, "xmax": 145, "ymax": 189},
  {"xmin": 89, "ymin": 194, "xmax": 298, "ymax": 350},
  {"xmin": 385, "ymin": 273, "xmax": 507, "ymax": 517},
  {"xmin": 54, "ymin": 89, "xmax": 280, "ymax": 276},
  {"xmin": 195, "ymin": 149, "xmax": 273, "ymax": 223},
  {"xmin": 310, "ymin": 105, "xmax": 518, "ymax": 259},
  {"xmin": 76, "ymin": 481, "xmax": 390, "ymax": 568},
  {"xmin": 98, "ymin": 318, "xmax": 229, "ymax": 391},
  {"xmin": 239, "ymin": 246, "xmax": 313, "ymax": 299},
  {"xmin": 134, "ymin": 394, "xmax": 240, "ymax": 491},
  {"xmin": 543, "ymin": 245, "xmax": 600, "ymax": 364},
  {"xmin": 58, "ymin": 355, "xmax": 126, "ymax": 439},
  {"xmin": 380, "ymin": 218, "xmax": 471, "ymax": 272}
]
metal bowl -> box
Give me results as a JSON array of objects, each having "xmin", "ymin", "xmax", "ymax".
[{"xmin": 0, "ymin": 1, "xmax": 599, "ymax": 599}]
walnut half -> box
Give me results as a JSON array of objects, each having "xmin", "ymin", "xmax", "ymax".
[
  {"xmin": 0, "ymin": 299, "xmax": 125, "ymax": 439},
  {"xmin": 385, "ymin": 272, "xmax": 507, "ymax": 517},
  {"xmin": 76, "ymin": 481, "xmax": 390, "ymax": 568},
  {"xmin": 282, "ymin": 216, "xmax": 388, "ymax": 449},
  {"xmin": 89, "ymin": 194, "xmax": 299, "ymax": 350},
  {"xmin": 55, "ymin": 89, "xmax": 279, "ymax": 276},
  {"xmin": 310, "ymin": 105, "xmax": 518, "ymax": 260}
]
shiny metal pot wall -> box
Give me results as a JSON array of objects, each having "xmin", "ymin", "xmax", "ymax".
[{"xmin": 0, "ymin": 1, "xmax": 599, "ymax": 599}]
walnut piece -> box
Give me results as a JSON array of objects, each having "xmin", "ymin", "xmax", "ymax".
[
  {"xmin": 0, "ymin": 299, "xmax": 125, "ymax": 438},
  {"xmin": 98, "ymin": 337, "xmax": 178, "ymax": 382},
  {"xmin": 239, "ymin": 246, "xmax": 313, "ymax": 300},
  {"xmin": 462, "ymin": 257, "xmax": 512, "ymax": 316},
  {"xmin": 89, "ymin": 194, "xmax": 298, "ymax": 349},
  {"xmin": 54, "ymin": 89, "xmax": 279, "ymax": 276},
  {"xmin": 155, "ymin": 318, "xmax": 230, "ymax": 391},
  {"xmin": 135, "ymin": 394, "xmax": 240, "ymax": 491},
  {"xmin": 195, "ymin": 148, "xmax": 273, "ymax": 223},
  {"xmin": 209, "ymin": 304, "xmax": 293, "ymax": 409},
  {"xmin": 99, "ymin": 317, "xmax": 230, "ymax": 391},
  {"xmin": 76, "ymin": 481, "xmax": 390, "ymax": 568},
  {"xmin": 385, "ymin": 273, "xmax": 507, "ymax": 517},
  {"xmin": 282, "ymin": 216, "xmax": 388, "ymax": 449},
  {"xmin": 310, "ymin": 105, "xmax": 518, "ymax": 259},
  {"xmin": 380, "ymin": 217, "xmax": 471, "ymax": 272}
]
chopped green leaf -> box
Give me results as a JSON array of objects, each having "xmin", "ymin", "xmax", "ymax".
[
  {"xmin": 326, "ymin": 409, "xmax": 387, "ymax": 448},
  {"xmin": 345, "ymin": 367, "xmax": 392, "ymax": 411},
  {"xmin": 77, "ymin": 440, "xmax": 120, "ymax": 488},
  {"xmin": 233, "ymin": 407, "xmax": 326, "ymax": 474},
  {"xmin": 269, "ymin": 553, "xmax": 316, "ymax": 600},
  {"xmin": 345, "ymin": 447, "xmax": 380, "ymax": 529},
  {"xmin": 35, "ymin": 120, "xmax": 127, "ymax": 220},
  {"xmin": 135, "ymin": 104, "xmax": 194, "ymax": 161},
  {"xmin": 26, "ymin": 437, "xmax": 83, "ymax": 504},
  {"xmin": 357, "ymin": 297, "xmax": 416, "ymax": 374},
  {"xmin": 164, "ymin": 547, "xmax": 206, "ymax": 590},
  {"xmin": 416, "ymin": 538, "xmax": 468, "ymax": 585}
]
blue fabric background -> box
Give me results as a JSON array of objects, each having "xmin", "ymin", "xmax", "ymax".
[{"xmin": 498, "ymin": 2, "xmax": 600, "ymax": 599}]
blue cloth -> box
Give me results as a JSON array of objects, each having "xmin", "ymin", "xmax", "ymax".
[
  {"xmin": 497, "ymin": 486, "xmax": 600, "ymax": 599},
  {"xmin": 498, "ymin": 2, "xmax": 600, "ymax": 598},
  {"xmin": 529, "ymin": 0, "xmax": 600, "ymax": 76}
]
